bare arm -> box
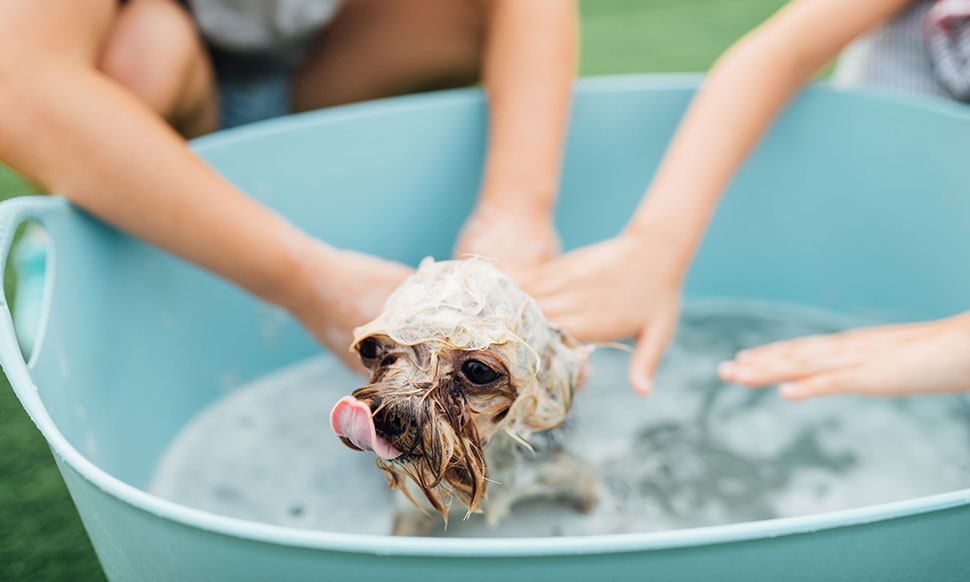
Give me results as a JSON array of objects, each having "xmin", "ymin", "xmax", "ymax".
[
  {"xmin": 0, "ymin": 0, "xmax": 409, "ymax": 366},
  {"xmin": 479, "ymin": 0, "xmax": 576, "ymax": 214},
  {"xmin": 526, "ymin": 0, "xmax": 912, "ymax": 395},
  {"xmin": 454, "ymin": 0, "xmax": 577, "ymax": 276},
  {"xmin": 0, "ymin": 1, "xmax": 315, "ymax": 305},
  {"xmin": 630, "ymin": 0, "xmax": 913, "ymax": 263}
]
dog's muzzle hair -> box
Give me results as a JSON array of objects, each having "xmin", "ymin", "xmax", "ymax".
[{"xmin": 344, "ymin": 347, "xmax": 518, "ymax": 518}]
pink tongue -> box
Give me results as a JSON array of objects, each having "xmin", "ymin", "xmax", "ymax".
[{"xmin": 329, "ymin": 396, "xmax": 403, "ymax": 460}]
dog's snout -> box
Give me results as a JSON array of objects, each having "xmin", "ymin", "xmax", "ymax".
[
  {"xmin": 369, "ymin": 395, "xmax": 382, "ymax": 413},
  {"xmin": 373, "ymin": 406, "xmax": 406, "ymax": 438},
  {"xmin": 348, "ymin": 385, "xmax": 428, "ymax": 456}
]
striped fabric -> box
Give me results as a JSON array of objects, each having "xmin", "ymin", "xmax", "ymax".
[
  {"xmin": 833, "ymin": 0, "xmax": 970, "ymax": 102},
  {"xmin": 925, "ymin": 0, "xmax": 970, "ymax": 99}
]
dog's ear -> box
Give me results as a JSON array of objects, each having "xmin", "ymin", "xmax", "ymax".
[{"xmin": 506, "ymin": 331, "xmax": 586, "ymax": 434}]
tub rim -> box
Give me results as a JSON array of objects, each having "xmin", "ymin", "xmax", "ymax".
[{"xmin": 4, "ymin": 74, "xmax": 970, "ymax": 557}]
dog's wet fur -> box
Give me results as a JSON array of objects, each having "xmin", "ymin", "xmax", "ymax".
[
  {"xmin": 333, "ymin": 258, "xmax": 597, "ymax": 533},
  {"xmin": 346, "ymin": 339, "xmax": 519, "ymax": 516}
]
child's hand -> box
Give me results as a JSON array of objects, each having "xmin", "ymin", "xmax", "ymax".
[
  {"xmin": 718, "ymin": 313, "xmax": 970, "ymax": 399},
  {"xmin": 523, "ymin": 228, "xmax": 686, "ymax": 397},
  {"xmin": 287, "ymin": 243, "xmax": 412, "ymax": 373},
  {"xmin": 454, "ymin": 203, "xmax": 560, "ymax": 281}
]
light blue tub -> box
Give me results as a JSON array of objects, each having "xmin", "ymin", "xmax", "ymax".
[{"xmin": 2, "ymin": 75, "xmax": 969, "ymax": 580}]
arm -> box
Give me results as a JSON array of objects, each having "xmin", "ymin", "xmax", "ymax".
[
  {"xmin": 628, "ymin": 0, "xmax": 912, "ymax": 258},
  {"xmin": 454, "ymin": 0, "xmax": 577, "ymax": 277},
  {"xmin": 525, "ymin": 0, "xmax": 911, "ymax": 395},
  {"xmin": 0, "ymin": 1, "xmax": 409, "ymax": 367}
]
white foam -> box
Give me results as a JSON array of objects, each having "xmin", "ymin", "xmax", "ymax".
[
  {"xmin": 149, "ymin": 301, "xmax": 970, "ymax": 537},
  {"xmin": 150, "ymin": 357, "xmax": 395, "ymax": 535}
]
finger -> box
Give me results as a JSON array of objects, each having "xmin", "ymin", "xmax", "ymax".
[
  {"xmin": 532, "ymin": 289, "xmax": 580, "ymax": 320},
  {"xmin": 776, "ymin": 366, "xmax": 873, "ymax": 400},
  {"xmin": 719, "ymin": 334, "xmax": 865, "ymax": 387},
  {"xmin": 736, "ymin": 334, "xmax": 848, "ymax": 362},
  {"xmin": 496, "ymin": 263, "xmax": 533, "ymax": 286},
  {"xmin": 628, "ymin": 308, "xmax": 678, "ymax": 397},
  {"xmin": 522, "ymin": 266, "xmax": 573, "ymax": 298},
  {"xmin": 553, "ymin": 315, "xmax": 615, "ymax": 344},
  {"xmin": 528, "ymin": 287, "xmax": 599, "ymax": 341},
  {"xmin": 522, "ymin": 247, "xmax": 598, "ymax": 297},
  {"xmin": 531, "ymin": 289, "xmax": 608, "ymax": 336},
  {"xmin": 732, "ymin": 321, "xmax": 928, "ymax": 367},
  {"xmin": 719, "ymin": 350, "xmax": 858, "ymax": 388},
  {"xmin": 722, "ymin": 319, "xmax": 937, "ymax": 388}
]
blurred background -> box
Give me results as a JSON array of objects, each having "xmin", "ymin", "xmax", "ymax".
[{"xmin": 0, "ymin": 1, "xmax": 786, "ymax": 579}]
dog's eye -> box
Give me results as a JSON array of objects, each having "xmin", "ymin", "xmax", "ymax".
[
  {"xmin": 358, "ymin": 338, "xmax": 380, "ymax": 360},
  {"xmin": 461, "ymin": 360, "xmax": 501, "ymax": 385}
]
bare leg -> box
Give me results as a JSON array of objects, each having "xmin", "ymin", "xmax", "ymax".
[
  {"xmin": 98, "ymin": 0, "xmax": 217, "ymax": 137},
  {"xmin": 291, "ymin": 0, "xmax": 486, "ymax": 111}
]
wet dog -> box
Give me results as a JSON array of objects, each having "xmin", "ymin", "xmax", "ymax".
[{"xmin": 329, "ymin": 258, "xmax": 597, "ymax": 534}]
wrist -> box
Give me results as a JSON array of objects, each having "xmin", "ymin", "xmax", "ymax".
[
  {"xmin": 474, "ymin": 186, "xmax": 556, "ymax": 221},
  {"xmin": 626, "ymin": 212, "xmax": 699, "ymax": 261},
  {"xmin": 263, "ymin": 226, "xmax": 337, "ymax": 318},
  {"xmin": 477, "ymin": 161, "xmax": 558, "ymax": 215},
  {"xmin": 622, "ymin": 207, "xmax": 703, "ymax": 285}
]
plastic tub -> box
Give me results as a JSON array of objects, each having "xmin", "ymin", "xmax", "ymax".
[{"xmin": 2, "ymin": 75, "xmax": 969, "ymax": 581}]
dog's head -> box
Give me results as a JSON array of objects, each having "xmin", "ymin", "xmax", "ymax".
[{"xmin": 329, "ymin": 257, "xmax": 586, "ymax": 519}]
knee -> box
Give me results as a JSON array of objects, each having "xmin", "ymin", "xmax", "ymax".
[
  {"xmin": 405, "ymin": 0, "xmax": 487, "ymax": 83},
  {"xmin": 441, "ymin": 0, "xmax": 488, "ymax": 76},
  {"xmin": 98, "ymin": 0, "xmax": 206, "ymax": 117}
]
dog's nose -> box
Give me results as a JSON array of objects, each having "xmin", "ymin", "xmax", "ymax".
[
  {"xmin": 373, "ymin": 407, "xmax": 406, "ymax": 439},
  {"xmin": 368, "ymin": 395, "xmax": 382, "ymax": 412}
]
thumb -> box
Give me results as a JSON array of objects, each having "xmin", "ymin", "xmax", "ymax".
[{"xmin": 628, "ymin": 308, "xmax": 678, "ymax": 397}]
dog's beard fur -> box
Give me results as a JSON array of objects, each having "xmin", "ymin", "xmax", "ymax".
[
  {"xmin": 331, "ymin": 258, "xmax": 586, "ymax": 523},
  {"xmin": 346, "ymin": 349, "xmax": 519, "ymax": 520}
]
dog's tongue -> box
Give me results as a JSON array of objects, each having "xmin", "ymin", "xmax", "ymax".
[{"xmin": 330, "ymin": 396, "xmax": 403, "ymax": 460}]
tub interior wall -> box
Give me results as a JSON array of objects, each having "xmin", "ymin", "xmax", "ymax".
[{"xmin": 20, "ymin": 81, "xmax": 970, "ymax": 492}]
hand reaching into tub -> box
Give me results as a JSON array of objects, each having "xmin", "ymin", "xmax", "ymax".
[
  {"xmin": 718, "ymin": 313, "xmax": 970, "ymax": 399},
  {"xmin": 524, "ymin": 218, "xmax": 690, "ymax": 397},
  {"xmin": 454, "ymin": 202, "xmax": 560, "ymax": 280},
  {"xmin": 283, "ymin": 242, "xmax": 412, "ymax": 372},
  {"xmin": 521, "ymin": 0, "xmax": 917, "ymax": 396},
  {"xmin": 453, "ymin": 1, "xmax": 576, "ymax": 277}
]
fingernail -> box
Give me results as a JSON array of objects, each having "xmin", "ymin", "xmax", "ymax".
[
  {"xmin": 731, "ymin": 365, "xmax": 754, "ymax": 384},
  {"xmin": 632, "ymin": 375, "xmax": 653, "ymax": 397},
  {"xmin": 778, "ymin": 382, "xmax": 803, "ymax": 399},
  {"xmin": 736, "ymin": 350, "xmax": 753, "ymax": 362},
  {"xmin": 717, "ymin": 361, "xmax": 736, "ymax": 380}
]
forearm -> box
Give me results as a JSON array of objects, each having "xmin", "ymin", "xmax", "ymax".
[
  {"xmin": 629, "ymin": 34, "xmax": 813, "ymax": 258},
  {"xmin": 0, "ymin": 65, "xmax": 320, "ymax": 310},
  {"xmin": 629, "ymin": 0, "xmax": 911, "ymax": 266},
  {"xmin": 478, "ymin": 0, "xmax": 577, "ymax": 213}
]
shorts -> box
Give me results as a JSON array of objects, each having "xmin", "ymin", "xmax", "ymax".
[{"xmin": 211, "ymin": 47, "xmax": 306, "ymax": 129}]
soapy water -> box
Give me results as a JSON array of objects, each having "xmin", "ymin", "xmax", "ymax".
[{"xmin": 150, "ymin": 301, "xmax": 970, "ymax": 537}]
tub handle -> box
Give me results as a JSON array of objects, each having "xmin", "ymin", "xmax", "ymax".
[{"xmin": 0, "ymin": 195, "xmax": 65, "ymax": 376}]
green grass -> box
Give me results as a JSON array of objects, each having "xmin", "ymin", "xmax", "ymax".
[
  {"xmin": 0, "ymin": 388, "xmax": 106, "ymax": 581},
  {"xmin": 580, "ymin": 0, "xmax": 784, "ymax": 75},
  {"xmin": 0, "ymin": 2, "xmax": 785, "ymax": 579}
]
